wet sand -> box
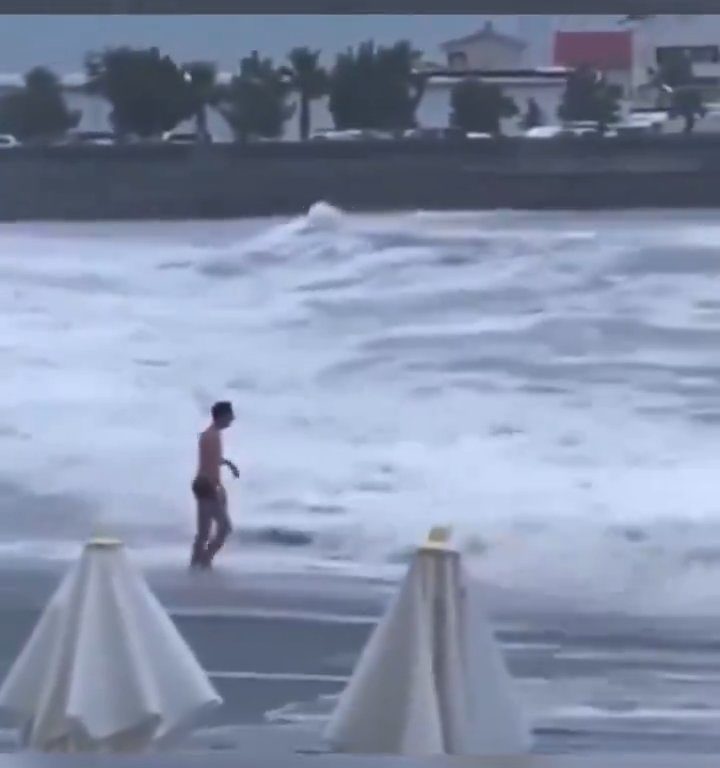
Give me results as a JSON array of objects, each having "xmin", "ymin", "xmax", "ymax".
[{"xmin": 2, "ymin": 560, "xmax": 720, "ymax": 755}]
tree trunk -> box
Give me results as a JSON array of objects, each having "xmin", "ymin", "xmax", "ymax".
[
  {"xmin": 299, "ymin": 93, "xmax": 310, "ymax": 141},
  {"xmin": 410, "ymin": 75, "xmax": 427, "ymax": 109},
  {"xmin": 195, "ymin": 106, "xmax": 210, "ymax": 143},
  {"xmin": 409, "ymin": 75, "xmax": 427, "ymax": 124},
  {"xmin": 684, "ymin": 112, "xmax": 695, "ymax": 133}
]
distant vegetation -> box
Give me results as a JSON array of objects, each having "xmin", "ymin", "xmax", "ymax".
[
  {"xmin": 449, "ymin": 78, "xmax": 518, "ymax": 135},
  {"xmin": 520, "ymin": 98, "xmax": 544, "ymax": 131},
  {"xmin": 285, "ymin": 47, "xmax": 328, "ymax": 141},
  {"xmin": 655, "ymin": 50, "xmax": 707, "ymax": 134},
  {"xmin": 215, "ymin": 51, "xmax": 295, "ymax": 142},
  {"xmin": 0, "ymin": 41, "xmax": 707, "ymax": 145},
  {"xmin": 0, "ymin": 67, "xmax": 79, "ymax": 142},
  {"xmin": 328, "ymin": 41, "xmax": 425, "ymax": 131},
  {"xmin": 85, "ymin": 47, "xmax": 195, "ymax": 138},
  {"xmin": 558, "ymin": 66, "xmax": 622, "ymax": 133}
]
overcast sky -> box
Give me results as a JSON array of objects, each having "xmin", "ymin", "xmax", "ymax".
[{"xmin": 0, "ymin": 15, "xmax": 569, "ymax": 72}]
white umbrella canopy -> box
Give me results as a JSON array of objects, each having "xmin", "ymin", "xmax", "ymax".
[
  {"xmin": 0, "ymin": 539, "xmax": 222, "ymax": 752},
  {"xmin": 325, "ymin": 528, "xmax": 531, "ymax": 756}
]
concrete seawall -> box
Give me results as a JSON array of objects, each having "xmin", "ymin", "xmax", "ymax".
[{"xmin": 2, "ymin": 135, "xmax": 720, "ymax": 221}]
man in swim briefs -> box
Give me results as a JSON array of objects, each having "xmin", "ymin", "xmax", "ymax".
[{"xmin": 190, "ymin": 401, "xmax": 239, "ymax": 568}]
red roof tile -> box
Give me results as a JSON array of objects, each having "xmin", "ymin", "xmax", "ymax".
[{"xmin": 553, "ymin": 31, "xmax": 633, "ymax": 71}]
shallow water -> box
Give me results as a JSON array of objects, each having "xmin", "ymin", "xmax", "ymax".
[{"xmin": 3, "ymin": 206, "xmax": 720, "ymax": 617}]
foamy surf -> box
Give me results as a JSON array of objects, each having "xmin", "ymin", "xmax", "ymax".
[{"xmin": 2, "ymin": 207, "xmax": 720, "ymax": 614}]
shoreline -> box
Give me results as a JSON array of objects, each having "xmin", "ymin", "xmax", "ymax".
[{"xmin": 0, "ymin": 555, "xmax": 394, "ymax": 617}]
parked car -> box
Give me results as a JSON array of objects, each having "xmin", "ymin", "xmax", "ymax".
[
  {"xmin": 311, "ymin": 129, "xmax": 365, "ymax": 141},
  {"xmin": 402, "ymin": 127, "xmax": 466, "ymax": 141},
  {"xmin": 66, "ymin": 131, "xmax": 117, "ymax": 146},
  {"xmin": 0, "ymin": 134, "xmax": 19, "ymax": 149},
  {"xmin": 311, "ymin": 129, "xmax": 397, "ymax": 141},
  {"xmin": 525, "ymin": 124, "xmax": 617, "ymax": 139},
  {"xmin": 613, "ymin": 122, "xmax": 660, "ymax": 135},
  {"xmin": 623, "ymin": 112, "xmax": 666, "ymax": 133},
  {"xmin": 161, "ymin": 131, "xmax": 212, "ymax": 144}
]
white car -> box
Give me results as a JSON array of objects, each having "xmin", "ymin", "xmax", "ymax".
[
  {"xmin": 311, "ymin": 129, "xmax": 365, "ymax": 141},
  {"xmin": 0, "ymin": 134, "xmax": 19, "ymax": 149},
  {"xmin": 66, "ymin": 131, "xmax": 116, "ymax": 146},
  {"xmin": 162, "ymin": 131, "xmax": 210, "ymax": 144},
  {"xmin": 524, "ymin": 126, "xmax": 566, "ymax": 138},
  {"xmin": 525, "ymin": 124, "xmax": 616, "ymax": 139}
]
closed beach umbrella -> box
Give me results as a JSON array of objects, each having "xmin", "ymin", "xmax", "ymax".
[
  {"xmin": 0, "ymin": 539, "xmax": 221, "ymax": 752},
  {"xmin": 325, "ymin": 528, "xmax": 530, "ymax": 755}
]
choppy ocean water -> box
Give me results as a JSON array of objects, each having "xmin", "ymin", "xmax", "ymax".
[{"xmin": 3, "ymin": 205, "xmax": 720, "ymax": 620}]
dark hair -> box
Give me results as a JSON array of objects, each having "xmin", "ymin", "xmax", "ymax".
[{"xmin": 211, "ymin": 401, "xmax": 234, "ymax": 421}]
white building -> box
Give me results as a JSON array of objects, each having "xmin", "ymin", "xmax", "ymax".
[
  {"xmin": 440, "ymin": 21, "xmax": 528, "ymax": 71},
  {"xmin": 418, "ymin": 75, "xmax": 566, "ymax": 133},
  {"xmin": 553, "ymin": 15, "xmax": 720, "ymax": 101},
  {"xmin": 631, "ymin": 15, "xmax": 720, "ymax": 103}
]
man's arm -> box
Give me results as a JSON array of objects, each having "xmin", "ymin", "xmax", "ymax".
[{"xmin": 222, "ymin": 458, "xmax": 240, "ymax": 479}]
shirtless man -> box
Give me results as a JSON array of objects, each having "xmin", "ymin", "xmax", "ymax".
[{"xmin": 190, "ymin": 401, "xmax": 239, "ymax": 569}]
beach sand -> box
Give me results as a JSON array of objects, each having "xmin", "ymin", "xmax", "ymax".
[{"xmin": 2, "ymin": 559, "xmax": 720, "ymax": 757}]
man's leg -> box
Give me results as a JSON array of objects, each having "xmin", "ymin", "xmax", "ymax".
[
  {"xmin": 191, "ymin": 501, "xmax": 212, "ymax": 568},
  {"xmin": 206, "ymin": 488, "xmax": 232, "ymax": 564}
]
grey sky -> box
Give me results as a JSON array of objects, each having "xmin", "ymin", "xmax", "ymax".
[{"xmin": 0, "ymin": 15, "xmax": 563, "ymax": 73}]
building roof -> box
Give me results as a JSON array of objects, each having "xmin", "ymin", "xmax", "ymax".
[
  {"xmin": 553, "ymin": 31, "xmax": 633, "ymax": 71},
  {"xmin": 441, "ymin": 21, "xmax": 527, "ymax": 52}
]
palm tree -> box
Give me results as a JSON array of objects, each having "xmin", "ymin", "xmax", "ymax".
[
  {"xmin": 329, "ymin": 40, "xmax": 426, "ymax": 131},
  {"xmin": 0, "ymin": 66, "xmax": 80, "ymax": 143},
  {"xmin": 183, "ymin": 61, "xmax": 217, "ymax": 143},
  {"xmin": 450, "ymin": 78, "xmax": 518, "ymax": 135},
  {"xmin": 216, "ymin": 51, "xmax": 294, "ymax": 143},
  {"xmin": 284, "ymin": 47, "xmax": 328, "ymax": 141}
]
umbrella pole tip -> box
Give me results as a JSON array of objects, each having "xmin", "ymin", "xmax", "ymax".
[
  {"xmin": 85, "ymin": 537, "xmax": 124, "ymax": 550},
  {"xmin": 420, "ymin": 525, "xmax": 455, "ymax": 551}
]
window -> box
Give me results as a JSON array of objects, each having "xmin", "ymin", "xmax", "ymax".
[
  {"xmin": 656, "ymin": 45, "xmax": 720, "ymax": 65},
  {"xmin": 447, "ymin": 51, "xmax": 468, "ymax": 70}
]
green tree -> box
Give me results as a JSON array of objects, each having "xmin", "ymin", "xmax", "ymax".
[
  {"xmin": 0, "ymin": 67, "xmax": 80, "ymax": 142},
  {"xmin": 669, "ymin": 87, "xmax": 706, "ymax": 133},
  {"xmin": 656, "ymin": 51, "xmax": 706, "ymax": 133},
  {"xmin": 283, "ymin": 47, "xmax": 328, "ymax": 141},
  {"xmin": 520, "ymin": 97, "xmax": 544, "ymax": 130},
  {"xmin": 216, "ymin": 51, "xmax": 294, "ymax": 142},
  {"xmin": 85, "ymin": 47, "xmax": 194, "ymax": 138},
  {"xmin": 329, "ymin": 40, "xmax": 426, "ymax": 131},
  {"xmin": 183, "ymin": 61, "xmax": 218, "ymax": 143},
  {"xmin": 449, "ymin": 78, "xmax": 518, "ymax": 135},
  {"xmin": 558, "ymin": 66, "xmax": 621, "ymax": 132}
]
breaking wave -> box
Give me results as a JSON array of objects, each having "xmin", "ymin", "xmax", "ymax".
[{"xmin": 4, "ymin": 206, "xmax": 720, "ymax": 614}]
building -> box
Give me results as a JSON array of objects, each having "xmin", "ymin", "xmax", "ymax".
[
  {"xmin": 434, "ymin": 21, "xmax": 569, "ymax": 130},
  {"xmin": 552, "ymin": 15, "xmax": 720, "ymax": 102},
  {"xmin": 440, "ymin": 21, "xmax": 528, "ymax": 71},
  {"xmin": 631, "ymin": 15, "xmax": 720, "ymax": 103},
  {"xmin": 553, "ymin": 30, "xmax": 633, "ymax": 96},
  {"xmin": 418, "ymin": 73, "xmax": 567, "ymax": 133},
  {"xmin": 433, "ymin": 16, "xmax": 720, "ymax": 130}
]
